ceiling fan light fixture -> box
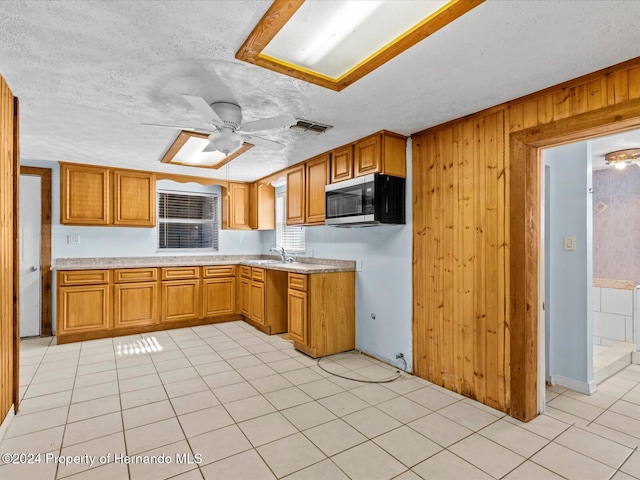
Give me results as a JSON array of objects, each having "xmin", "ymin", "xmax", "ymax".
[{"xmin": 209, "ymin": 128, "xmax": 243, "ymax": 156}]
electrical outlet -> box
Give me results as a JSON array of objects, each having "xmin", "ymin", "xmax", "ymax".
[
  {"xmin": 356, "ymin": 260, "xmax": 363, "ymax": 271},
  {"xmin": 67, "ymin": 234, "xmax": 80, "ymax": 244}
]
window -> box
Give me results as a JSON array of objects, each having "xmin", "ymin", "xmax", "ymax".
[
  {"xmin": 276, "ymin": 191, "xmax": 305, "ymax": 252},
  {"xmin": 158, "ymin": 191, "xmax": 219, "ymax": 250}
]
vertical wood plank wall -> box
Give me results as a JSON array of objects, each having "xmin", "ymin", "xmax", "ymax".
[
  {"xmin": 0, "ymin": 74, "xmax": 16, "ymax": 424},
  {"xmin": 412, "ymin": 58, "xmax": 640, "ymax": 421}
]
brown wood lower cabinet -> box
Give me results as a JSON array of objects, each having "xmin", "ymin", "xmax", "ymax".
[
  {"xmin": 287, "ymin": 271, "xmax": 355, "ymax": 358},
  {"xmin": 56, "ymin": 265, "xmax": 241, "ymax": 344},
  {"xmin": 114, "ymin": 282, "xmax": 158, "ymax": 328},
  {"xmin": 202, "ymin": 278, "xmax": 235, "ymax": 317},
  {"xmin": 161, "ymin": 279, "xmax": 200, "ymax": 323},
  {"xmin": 58, "ymin": 283, "xmax": 111, "ymax": 336},
  {"xmin": 239, "ymin": 266, "xmax": 287, "ymax": 335}
]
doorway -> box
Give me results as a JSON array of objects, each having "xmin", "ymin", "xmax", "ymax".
[{"xmin": 18, "ymin": 167, "xmax": 52, "ymax": 337}]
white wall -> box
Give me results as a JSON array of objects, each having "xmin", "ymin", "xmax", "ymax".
[
  {"xmin": 261, "ymin": 143, "xmax": 413, "ymax": 371},
  {"xmin": 544, "ymin": 142, "xmax": 593, "ymax": 389}
]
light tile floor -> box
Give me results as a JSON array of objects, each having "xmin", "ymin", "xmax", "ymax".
[{"xmin": 2, "ymin": 321, "xmax": 640, "ymax": 479}]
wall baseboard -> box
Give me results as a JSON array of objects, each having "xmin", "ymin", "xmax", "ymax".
[
  {"xmin": 550, "ymin": 374, "xmax": 597, "ymax": 395},
  {"xmin": 0, "ymin": 405, "xmax": 15, "ymax": 442}
]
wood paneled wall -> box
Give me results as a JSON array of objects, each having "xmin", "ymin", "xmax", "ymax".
[
  {"xmin": 412, "ymin": 57, "xmax": 640, "ymax": 421},
  {"xmin": 0, "ymin": 74, "xmax": 17, "ymax": 424}
]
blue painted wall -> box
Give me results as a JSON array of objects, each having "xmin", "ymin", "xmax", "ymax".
[{"xmin": 544, "ymin": 141, "xmax": 593, "ymax": 386}]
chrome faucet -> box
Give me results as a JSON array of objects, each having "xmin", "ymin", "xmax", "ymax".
[{"xmin": 269, "ymin": 246, "xmax": 294, "ymax": 263}]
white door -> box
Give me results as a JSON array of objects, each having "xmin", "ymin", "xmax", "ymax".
[{"xmin": 19, "ymin": 174, "xmax": 41, "ymax": 337}]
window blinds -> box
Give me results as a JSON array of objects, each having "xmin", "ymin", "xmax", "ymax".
[
  {"xmin": 158, "ymin": 191, "xmax": 219, "ymax": 250},
  {"xmin": 276, "ymin": 192, "xmax": 305, "ymax": 252}
]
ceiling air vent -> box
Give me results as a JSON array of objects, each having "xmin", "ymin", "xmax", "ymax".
[{"xmin": 290, "ymin": 119, "xmax": 333, "ymax": 134}]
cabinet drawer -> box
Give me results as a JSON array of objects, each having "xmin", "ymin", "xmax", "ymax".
[
  {"xmin": 240, "ymin": 266, "xmax": 252, "ymax": 279},
  {"xmin": 114, "ymin": 268, "xmax": 158, "ymax": 283},
  {"xmin": 58, "ymin": 270, "xmax": 109, "ymax": 286},
  {"xmin": 251, "ymin": 267, "xmax": 265, "ymax": 283},
  {"xmin": 161, "ymin": 266, "xmax": 200, "ymax": 280},
  {"xmin": 203, "ymin": 265, "xmax": 236, "ymax": 278},
  {"xmin": 288, "ymin": 273, "xmax": 307, "ymax": 291}
]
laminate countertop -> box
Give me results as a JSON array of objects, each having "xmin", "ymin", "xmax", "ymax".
[{"xmin": 53, "ymin": 255, "xmax": 356, "ymax": 274}]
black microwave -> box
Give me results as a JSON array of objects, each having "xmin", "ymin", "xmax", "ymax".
[{"xmin": 325, "ymin": 173, "xmax": 405, "ymax": 226}]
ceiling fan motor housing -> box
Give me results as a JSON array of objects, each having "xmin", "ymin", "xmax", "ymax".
[{"xmin": 211, "ymin": 102, "xmax": 242, "ymax": 129}]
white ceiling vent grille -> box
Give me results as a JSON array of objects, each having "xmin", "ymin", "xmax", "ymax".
[{"xmin": 290, "ymin": 119, "xmax": 333, "ymax": 134}]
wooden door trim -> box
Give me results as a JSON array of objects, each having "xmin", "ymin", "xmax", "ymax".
[
  {"xmin": 508, "ymin": 104, "xmax": 640, "ymax": 421},
  {"xmin": 12, "ymin": 97, "xmax": 20, "ymax": 413},
  {"xmin": 19, "ymin": 166, "xmax": 53, "ymax": 337}
]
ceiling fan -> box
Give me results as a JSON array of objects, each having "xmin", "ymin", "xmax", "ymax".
[{"xmin": 147, "ymin": 94, "xmax": 297, "ymax": 156}]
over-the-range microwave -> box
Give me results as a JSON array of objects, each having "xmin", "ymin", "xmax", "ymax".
[{"xmin": 325, "ymin": 173, "xmax": 405, "ymax": 227}]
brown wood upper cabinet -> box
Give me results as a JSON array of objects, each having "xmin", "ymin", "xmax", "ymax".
[
  {"xmin": 226, "ymin": 182, "xmax": 251, "ymax": 230},
  {"xmin": 249, "ymin": 183, "xmax": 275, "ymax": 230},
  {"xmin": 286, "ymin": 165, "xmax": 305, "ymax": 225},
  {"xmin": 225, "ymin": 182, "xmax": 275, "ymax": 230},
  {"xmin": 330, "ymin": 144, "xmax": 353, "ymax": 184},
  {"xmin": 305, "ymin": 153, "xmax": 330, "ymax": 225},
  {"xmin": 286, "ymin": 154, "xmax": 329, "ymax": 226},
  {"xmin": 113, "ymin": 170, "xmax": 156, "ymax": 227},
  {"xmin": 353, "ymin": 131, "xmax": 407, "ymax": 178},
  {"xmin": 328, "ymin": 131, "xmax": 407, "ymax": 184},
  {"xmin": 60, "ymin": 163, "xmax": 156, "ymax": 227}
]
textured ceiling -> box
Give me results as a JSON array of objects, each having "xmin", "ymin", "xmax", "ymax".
[{"xmin": 2, "ymin": 0, "xmax": 640, "ymax": 181}]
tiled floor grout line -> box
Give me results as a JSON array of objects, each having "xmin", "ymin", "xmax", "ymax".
[
  {"xmin": 609, "ymin": 445, "xmax": 638, "ymax": 480},
  {"xmin": 13, "ymin": 328, "xmax": 640, "ymax": 480},
  {"xmin": 497, "ymin": 420, "xmax": 574, "ymax": 480}
]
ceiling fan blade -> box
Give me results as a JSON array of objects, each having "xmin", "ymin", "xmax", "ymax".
[
  {"xmin": 243, "ymin": 134, "xmax": 285, "ymax": 151},
  {"xmin": 141, "ymin": 122, "xmax": 212, "ymax": 132},
  {"xmin": 238, "ymin": 114, "xmax": 296, "ymax": 133},
  {"xmin": 182, "ymin": 94, "xmax": 224, "ymax": 126}
]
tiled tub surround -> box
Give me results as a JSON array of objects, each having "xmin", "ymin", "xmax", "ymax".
[
  {"xmin": 593, "ymin": 281, "xmax": 639, "ymax": 383},
  {"xmin": 54, "ymin": 255, "xmax": 356, "ymax": 274},
  {"xmin": 6, "ymin": 323, "xmax": 640, "ymax": 480}
]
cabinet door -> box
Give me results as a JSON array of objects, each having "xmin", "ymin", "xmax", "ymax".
[
  {"xmin": 114, "ymin": 282, "xmax": 158, "ymax": 328},
  {"xmin": 60, "ymin": 163, "xmax": 110, "ymax": 225},
  {"xmin": 202, "ymin": 278, "xmax": 235, "ymax": 317},
  {"xmin": 239, "ymin": 278, "xmax": 251, "ymax": 317},
  {"xmin": 354, "ymin": 134, "xmax": 381, "ymax": 177},
  {"xmin": 58, "ymin": 284, "xmax": 110, "ymax": 335},
  {"xmin": 286, "ymin": 165, "xmax": 305, "ymax": 225},
  {"xmin": 250, "ymin": 183, "xmax": 275, "ymax": 230},
  {"xmin": 228, "ymin": 183, "xmax": 251, "ymax": 230},
  {"xmin": 161, "ymin": 280, "xmax": 200, "ymax": 323},
  {"xmin": 287, "ymin": 288, "xmax": 307, "ymax": 344},
  {"xmin": 113, "ymin": 170, "xmax": 156, "ymax": 227},
  {"xmin": 250, "ymin": 281, "xmax": 265, "ymax": 325},
  {"xmin": 305, "ymin": 154, "xmax": 330, "ymax": 225},
  {"xmin": 330, "ymin": 145, "xmax": 353, "ymax": 183}
]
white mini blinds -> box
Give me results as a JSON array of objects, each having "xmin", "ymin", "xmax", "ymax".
[
  {"xmin": 158, "ymin": 191, "xmax": 219, "ymax": 250},
  {"xmin": 276, "ymin": 192, "xmax": 305, "ymax": 252}
]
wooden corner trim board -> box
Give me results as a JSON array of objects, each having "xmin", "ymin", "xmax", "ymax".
[{"xmin": 236, "ymin": 0, "xmax": 485, "ymax": 91}]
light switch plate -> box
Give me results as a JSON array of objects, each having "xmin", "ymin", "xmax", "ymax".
[
  {"xmin": 356, "ymin": 260, "xmax": 363, "ymax": 271},
  {"xmin": 563, "ymin": 236, "xmax": 576, "ymax": 251},
  {"xmin": 67, "ymin": 234, "xmax": 80, "ymax": 244}
]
